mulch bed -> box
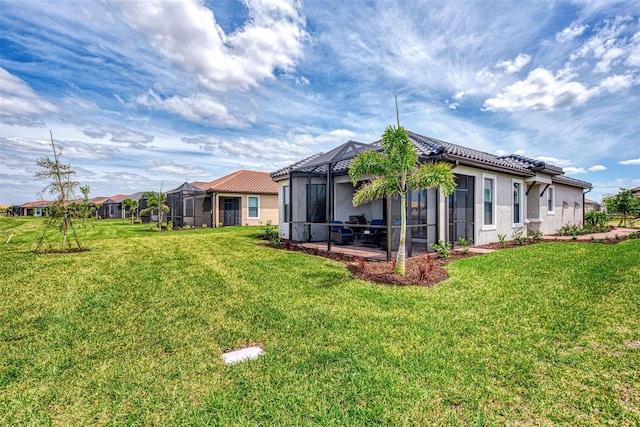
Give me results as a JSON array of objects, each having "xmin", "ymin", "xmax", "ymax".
[{"xmin": 264, "ymin": 231, "xmax": 638, "ymax": 287}]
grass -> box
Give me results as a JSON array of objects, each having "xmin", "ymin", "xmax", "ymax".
[{"xmin": 1, "ymin": 217, "xmax": 639, "ymax": 425}]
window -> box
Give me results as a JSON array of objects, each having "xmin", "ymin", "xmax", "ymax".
[
  {"xmin": 283, "ymin": 185, "xmax": 290, "ymax": 222},
  {"xmin": 547, "ymin": 186, "xmax": 555, "ymax": 214},
  {"xmin": 513, "ymin": 179, "xmax": 523, "ymax": 227},
  {"xmin": 247, "ymin": 196, "xmax": 259, "ymax": 219},
  {"xmin": 307, "ymin": 184, "xmax": 326, "ymax": 223},
  {"xmin": 185, "ymin": 198, "xmax": 194, "ymax": 217},
  {"xmin": 482, "ymin": 174, "xmax": 496, "ymax": 230}
]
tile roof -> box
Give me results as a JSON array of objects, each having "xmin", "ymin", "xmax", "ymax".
[
  {"xmin": 271, "ymin": 130, "xmax": 591, "ymax": 189},
  {"xmin": 89, "ymin": 196, "xmax": 110, "ymax": 204},
  {"xmin": 196, "ymin": 170, "xmax": 278, "ymax": 194},
  {"xmin": 20, "ymin": 200, "xmax": 53, "ymax": 208}
]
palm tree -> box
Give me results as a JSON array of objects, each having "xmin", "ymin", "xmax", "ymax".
[
  {"xmin": 121, "ymin": 198, "xmax": 139, "ymax": 224},
  {"xmin": 140, "ymin": 191, "xmax": 169, "ymax": 230},
  {"xmin": 349, "ymin": 125, "xmax": 455, "ymax": 275}
]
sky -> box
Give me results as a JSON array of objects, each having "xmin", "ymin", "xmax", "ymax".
[{"xmin": 1, "ymin": 0, "xmax": 639, "ymax": 206}]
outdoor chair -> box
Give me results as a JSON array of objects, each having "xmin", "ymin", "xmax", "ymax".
[
  {"xmin": 330, "ymin": 221, "xmax": 355, "ymax": 245},
  {"xmin": 361, "ymin": 219, "xmax": 384, "ymax": 246}
]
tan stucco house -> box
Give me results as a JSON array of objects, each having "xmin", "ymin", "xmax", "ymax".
[{"xmin": 271, "ymin": 131, "xmax": 591, "ymax": 258}]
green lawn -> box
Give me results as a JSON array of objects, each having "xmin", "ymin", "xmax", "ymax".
[{"xmin": 1, "ymin": 217, "xmax": 639, "ymax": 425}]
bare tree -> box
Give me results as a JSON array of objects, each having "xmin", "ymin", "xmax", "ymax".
[{"xmin": 34, "ymin": 131, "xmax": 82, "ymax": 251}]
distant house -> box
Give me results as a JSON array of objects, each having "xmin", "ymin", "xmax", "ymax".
[
  {"xmin": 585, "ymin": 198, "xmax": 601, "ymax": 212},
  {"xmin": 167, "ymin": 170, "xmax": 278, "ymax": 228},
  {"xmin": 89, "ymin": 196, "xmax": 110, "ymax": 219},
  {"xmin": 271, "ymin": 131, "xmax": 591, "ymax": 258},
  {"xmin": 20, "ymin": 200, "xmax": 53, "ymax": 216},
  {"xmin": 103, "ymin": 194, "xmax": 129, "ymax": 219},
  {"xmin": 632, "ymin": 186, "xmax": 640, "ymax": 198}
]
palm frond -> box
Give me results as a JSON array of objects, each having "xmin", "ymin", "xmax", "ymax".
[
  {"xmin": 348, "ymin": 151, "xmax": 388, "ymax": 185},
  {"xmin": 408, "ymin": 162, "xmax": 456, "ymax": 196}
]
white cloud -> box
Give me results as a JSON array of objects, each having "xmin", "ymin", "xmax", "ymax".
[
  {"xmin": 626, "ymin": 32, "xmax": 640, "ymax": 66},
  {"xmin": 564, "ymin": 166, "xmax": 587, "ymax": 174},
  {"xmin": 495, "ymin": 53, "xmax": 532, "ymax": 74},
  {"xmin": 556, "ymin": 22, "xmax": 588, "ymax": 43},
  {"xmin": 0, "ymin": 68, "xmax": 59, "ymax": 126},
  {"xmin": 483, "ymin": 67, "xmax": 597, "ymax": 112},
  {"xmin": 619, "ymin": 158, "xmax": 640, "ymax": 165},
  {"xmin": 82, "ymin": 123, "xmax": 154, "ymax": 148},
  {"xmin": 135, "ymin": 90, "xmax": 253, "ymax": 127},
  {"xmin": 327, "ymin": 129, "xmax": 357, "ymax": 139},
  {"xmin": 598, "ymin": 74, "xmax": 635, "ymax": 92},
  {"xmin": 145, "ymin": 160, "xmax": 209, "ymax": 177},
  {"xmin": 588, "ymin": 165, "xmax": 607, "ymax": 171},
  {"xmin": 569, "ymin": 16, "xmax": 635, "ymax": 73},
  {"xmin": 116, "ymin": 0, "xmax": 306, "ymax": 92},
  {"xmin": 537, "ymin": 156, "xmax": 572, "ymax": 166}
]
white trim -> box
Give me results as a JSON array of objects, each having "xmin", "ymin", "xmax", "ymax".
[
  {"xmin": 482, "ymin": 173, "xmax": 497, "ymax": 231},
  {"xmin": 247, "ymin": 195, "xmax": 260, "ymax": 219},
  {"xmin": 512, "ymin": 178, "xmax": 524, "ymax": 228},
  {"xmin": 547, "ymin": 186, "xmax": 555, "ymax": 215}
]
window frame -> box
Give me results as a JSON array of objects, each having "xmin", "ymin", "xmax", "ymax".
[
  {"xmin": 184, "ymin": 197, "xmax": 194, "ymax": 217},
  {"xmin": 512, "ymin": 179, "xmax": 524, "ymax": 228},
  {"xmin": 283, "ymin": 185, "xmax": 290, "ymax": 222},
  {"xmin": 307, "ymin": 183, "xmax": 326, "ymax": 223},
  {"xmin": 247, "ymin": 195, "xmax": 260, "ymax": 219},
  {"xmin": 547, "ymin": 186, "xmax": 555, "ymax": 215},
  {"xmin": 482, "ymin": 173, "xmax": 497, "ymax": 231}
]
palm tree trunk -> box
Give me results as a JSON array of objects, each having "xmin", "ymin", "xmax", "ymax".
[{"xmin": 395, "ymin": 192, "xmax": 407, "ymax": 275}]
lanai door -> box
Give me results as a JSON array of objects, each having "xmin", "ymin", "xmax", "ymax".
[
  {"xmin": 448, "ymin": 174, "xmax": 474, "ymax": 243},
  {"xmin": 222, "ymin": 197, "xmax": 240, "ymax": 226}
]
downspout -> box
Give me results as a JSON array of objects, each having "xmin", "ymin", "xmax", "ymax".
[
  {"xmin": 212, "ymin": 192, "xmax": 218, "ymax": 227},
  {"xmin": 583, "ymin": 187, "xmax": 591, "ymax": 222},
  {"xmin": 327, "ymin": 162, "xmax": 332, "ymax": 253},
  {"xmin": 288, "ymin": 172, "xmax": 293, "ymax": 241}
]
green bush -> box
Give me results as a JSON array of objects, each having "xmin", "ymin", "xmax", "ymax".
[
  {"xmin": 584, "ymin": 211, "xmax": 608, "ymax": 229},
  {"xmin": 431, "ymin": 239, "xmax": 452, "ymax": 259}
]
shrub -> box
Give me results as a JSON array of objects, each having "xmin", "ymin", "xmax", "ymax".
[
  {"xmin": 431, "ymin": 240, "xmax": 451, "ymax": 259},
  {"xmin": 512, "ymin": 228, "xmax": 527, "ymax": 245},
  {"xmin": 528, "ymin": 229, "xmax": 543, "ymax": 241},
  {"xmin": 584, "ymin": 210, "xmax": 608, "ymax": 228},
  {"xmin": 498, "ymin": 234, "xmax": 507, "ymax": 247},
  {"xmin": 457, "ymin": 237, "xmax": 472, "ymax": 254}
]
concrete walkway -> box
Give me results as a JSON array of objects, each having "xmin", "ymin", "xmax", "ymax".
[{"xmin": 541, "ymin": 227, "xmax": 637, "ymax": 241}]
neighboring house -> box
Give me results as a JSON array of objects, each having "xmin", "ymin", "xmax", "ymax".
[
  {"xmin": 632, "ymin": 186, "xmax": 640, "ymax": 198},
  {"xmin": 271, "ymin": 131, "xmax": 591, "ymax": 257},
  {"xmin": 166, "ymin": 182, "xmax": 207, "ymax": 228},
  {"xmin": 585, "ymin": 198, "xmax": 601, "ymax": 212},
  {"xmin": 20, "ymin": 200, "xmax": 53, "ymax": 216},
  {"xmin": 177, "ymin": 169, "xmax": 279, "ymax": 228},
  {"xmin": 103, "ymin": 194, "xmax": 129, "ymax": 219},
  {"xmin": 89, "ymin": 196, "xmax": 110, "ymax": 219}
]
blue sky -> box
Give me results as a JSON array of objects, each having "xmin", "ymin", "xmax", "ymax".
[{"xmin": 1, "ymin": 0, "xmax": 639, "ymax": 205}]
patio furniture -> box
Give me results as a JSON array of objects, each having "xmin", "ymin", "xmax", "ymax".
[
  {"xmin": 361, "ymin": 219, "xmax": 385, "ymax": 246},
  {"xmin": 330, "ymin": 221, "xmax": 355, "ymax": 244}
]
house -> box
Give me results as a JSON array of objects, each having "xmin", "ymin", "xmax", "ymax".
[
  {"xmin": 271, "ymin": 131, "xmax": 591, "ymax": 258},
  {"xmin": 585, "ymin": 198, "xmax": 601, "ymax": 212},
  {"xmin": 89, "ymin": 196, "xmax": 110, "ymax": 219},
  {"xmin": 20, "ymin": 200, "xmax": 53, "ymax": 216},
  {"xmin": 167, "ymin": 170, "xmax": 279, "ymax": 228},
  {"xmin": 102, "ymin": 194, "xmax": 129, "ymax": 219}
]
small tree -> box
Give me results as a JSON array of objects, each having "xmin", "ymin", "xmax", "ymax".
[
  {"xmin": 140, "ymin": 190, "xmax": 169, "ymax": 230},
  {"xmin": 604, "ymin": 189, "xmax": 639, "ymax": 227},
  {"xmin": 349, "ymin": 124, "xmax": 455, "ymax": 275},
  {"xmin": 34, "ymin": 131, "xmax": 82, "ymax": 251},
  {"xmin": 78, "ymin": 185, "xmax": 91, "ymax": 227},
  {"xmin": 121, "ymin": 198, "xmax": 139, "ymax": 224}
]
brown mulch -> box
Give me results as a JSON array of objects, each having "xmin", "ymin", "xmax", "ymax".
[
  {"xmin": 265, "ymin": 231, "xmax": 638, "ymax": 287},
  {"xmin": 275, "ymin": 241, "xmax": 479, "ymax": 287}
]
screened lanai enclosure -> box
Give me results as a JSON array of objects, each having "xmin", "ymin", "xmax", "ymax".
[{"xmin": 271, "ymin": 140, "xmax": 443, "ymax": 260}]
